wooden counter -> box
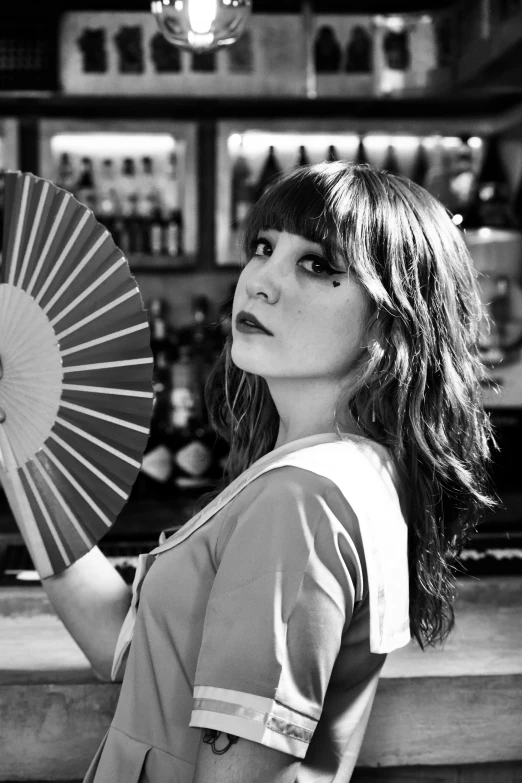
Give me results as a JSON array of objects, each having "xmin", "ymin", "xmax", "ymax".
[{"xmin": 0, "ymin": 577, "xmax": 521, "ymax": 782}]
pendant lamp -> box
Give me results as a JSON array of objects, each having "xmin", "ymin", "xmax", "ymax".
[{"xmin": 152, "ymin": 0, "xmax": 252, "ymax": 53}]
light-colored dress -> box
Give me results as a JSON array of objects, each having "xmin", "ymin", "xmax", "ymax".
[{"xmin": 83, "ymin": 432, "xmax": 410, "ymax": 783}]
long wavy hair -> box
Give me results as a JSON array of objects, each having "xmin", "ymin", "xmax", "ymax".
[{"xmin": 195, "ymin": 161, "xmax": 501, "ymax": 649}]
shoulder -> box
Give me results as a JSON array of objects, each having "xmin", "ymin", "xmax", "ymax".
[
  {"xmin": 217, "ymin": 465, "xmax": 366, "ymax": 596},
  {"xmin": 239, "ymin": 463, "xmax": 350, "ymax": 503},
  {"xmin": 232, "ymin": 465, "xmax": 359, "ymax": 535}
]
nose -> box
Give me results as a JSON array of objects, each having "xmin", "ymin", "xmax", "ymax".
[{"xmin": 244, "ymin": 253, "xmax": 281, "ymax": 304}]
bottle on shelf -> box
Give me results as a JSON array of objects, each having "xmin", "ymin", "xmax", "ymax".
[
  {"xmin": 164, "ymin": 207, "xmax": 183, "ymax": 257},
  {"xmin": 254, "ymin": 145, "xmax": 282, "ymax": 203},
  {"xmin": 148, "ymin": 296, "xmax": 179, "ymax": 364},
  {"xmin": 464, "ymin": 135, "xmax": 518, "ymax": 230},
  {"xmin": 295, "ymin": 145, "xmax": 311, "ymax": 168},
  {"xmin": 150, "ymin": 198, "xmax": 165, "ymax": 256},
  {"xmin": 98, "ymin": 158, "xmax": 121, "ymax": 243},
  {"xmin": 326, "ymin": 144, "xmax": 339, "ymax": 162},
  {"xmin": 383, "ymin": 144, "xmax": 401, "ymax": 176},
  {"xmin": 128, "ymin": 193, "xmax": 145, "ymax": 255},
  {"xmin": 136, "ymin": 297, "xmax": 180, "ymax": 501},
  {"xmin": 139, "ymin": 347, "xmax": 175, "ymax": 499},
  {"xmin": 314, "ymin": 25, "xmax": 342, "ymax": 73},
  {"xmin": 231, "ymin": 138, "xmax": 255, "ymax": 231},
  {"xmin": 411, "ymin": 139, "xmax": 429, "ymax": 187},
  {"xmin": 354, "ymin": 137, "xmax": 368, "ymax": 165},
  {"xmin": 55, "ymin": 152, "xmax": 76, "ymax": 193},
  {"xmin": 136, "ymin": 157, "xmax": 159, "ymax": 256},
  {"xmin": 75, "ymin": 157, "xmax": 97, "ymax": 214},
  {"xmin": 120, "ymin": 157, "xmax": 139, "ymax": 254},
  {"xmin": 169, "ymin": 342, "xmax": 216, "ymax": 493}
]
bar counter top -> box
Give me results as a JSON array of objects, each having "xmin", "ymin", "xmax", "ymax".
[{"xmin": 0, "ymin": 576, "xmax": 521, "ymax": 781}]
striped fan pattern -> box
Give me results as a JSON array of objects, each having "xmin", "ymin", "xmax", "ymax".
[{"xmin": 0, "ymin": 171, "xmax": 154, "ymax": 578}]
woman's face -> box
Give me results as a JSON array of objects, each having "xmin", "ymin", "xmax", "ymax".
[{"xmin": 231, "ymin": 229, "xmax": 370, "ymax": 384}]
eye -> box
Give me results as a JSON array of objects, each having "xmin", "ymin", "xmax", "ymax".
[
  {"xmin": 299, "ymin": 254, "xmax": 340, "ymax": 278},
  {"xmin": 249, "ymin": 238, "xmax": 272, "ymax": 258}
]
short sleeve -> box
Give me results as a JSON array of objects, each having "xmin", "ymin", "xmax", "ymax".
[{"xmin": 189, "ymin": 466, "xmax": 364, "ymax": 759}]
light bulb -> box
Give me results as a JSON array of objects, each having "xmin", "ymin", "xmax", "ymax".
[{"xmin": 151, "ymin": 0, "xmax": 252, "ymax": 52}]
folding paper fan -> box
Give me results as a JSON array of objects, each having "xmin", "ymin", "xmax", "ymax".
[{"xmin": 0, "ymin": 171, "xmax": 154, "ymax": 578}]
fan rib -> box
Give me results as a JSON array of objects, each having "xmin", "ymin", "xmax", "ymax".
[
  {"xmin": 21, "ymin": 465, "xmax": 72, "ymax": 567},
  {"xmin": 62, "ymin": 383, "xmax": 153, "ymax": 399},
  {"xmin": 35, "ymin": 211, "xmax": 91, "ymax": 305},
  {"xmin": 17, "ymin": 181, "xmax": 50, "ymax": 289},
  {"xmin": 0, "ymin": 426, "xmax": 54, "ymax": 577},
  {"xmin": 26, "ymin": 192, "xmax": 70, "ymax": 296},
  {"xmin": 56, "ymin": 415, "xmax": 141, "ymax": 469},
  {"xmin": 49, "ymin": 431, "xmax": 128, "ymax": 500},
  {"xmin": 42, "ymin": 445, "xmax": 112, "ymax": 527},
  {"xmin": 32, "ymin": 456, "xmax": 94, "ymax": 549},
  {"xmin": 48, "ymin": 256, "xmax": 126, "ymax": 324},
  {"xmin": 60, "ymin": 400, "xmax": 149, "ymax": 434},
  {"xmin": 60, "ymin": 322, "xmax": 149, "ymax": 357},
  {"xmin": 63, "ymin": 358, "xmax": 153, "ymax": 373},
  {"xmin": 56, "ymin": 288, "xmax": 140, "ymax": 341},
  {"xmin": 7, "ymin": 174, "xmax": 31, "ymax": 286}
]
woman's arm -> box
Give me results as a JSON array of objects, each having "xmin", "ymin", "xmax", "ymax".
[
  {"xmin": 41, "ymin": 545, "xmax": 132, "ymax": 682},
  {"xmin": 193, "ymin": 732, "xmax": 301, "ymax": 783}
]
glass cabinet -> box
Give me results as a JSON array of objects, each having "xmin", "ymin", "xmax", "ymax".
[{"xmin": 38, "ymin": 119, "xmax": 198, "ymax": 271}]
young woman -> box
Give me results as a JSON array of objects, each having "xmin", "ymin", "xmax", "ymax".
[{"xmin": 2, "ymin": 162, "xmax": 500, "ymax": 783}]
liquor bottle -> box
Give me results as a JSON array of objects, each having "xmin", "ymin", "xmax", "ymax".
[
  {"xmin": 314, "ymin": 25, "xmax": 342, "ymax": 73},
  {"xmin": 164, "ymin": 208, "xmax": 182, "ymax": 257},
  {"xmin": 295, "ymin": 145, "xmax": 311, "ymax": 168},
  {"xmin": 383, "ymin": 144, "xmax": 400, "ymax": 176},
  {"xmin": 128, "ymin": 193, "xmax": 145, "ymax": 255},
  {"xmin": 120, "ymin": 158, "xmax": 143, "ymax": 254},
  {"xmin": 383, "ymin": 28, "xmax": 411, "ymax": 71},
  {"xmin": 149, "ymin": 199, "xmax": 165, "ymax": 256},
  {"xmin": 169, "ymin": 343, "xmax": 216, "ymax": 493},
  {"xmin": 134, "ymin": 297, "xmax": 179, "ymax": 500},
  {"xmin": 464, "ymin": 135, "xmax": 518, "ymax": 229},
  {"xmin": 231, "ymin": 139, "xmax": 254, "ymax": 231},
  {"xmin": 354, "ymin": 137, "xmax": 368, "ymax": 165},
  {"xmin": 345, "ymin": 25, "xmax": 372, "ymax": 73},
  {"xmin": 191, "ymin": 294, "xmax": 216, "ymax": 393},
  {"xmin": 411, "ymin": 140, "xmax": 429, "ymax": 187},
  {"xmin": 254, "ymin": 145, "xmax": 282, "ymax": 203},
  {"xmin": 56, "ymin": 152, "xmax": 76, "ymax": 192},
  {"xmin": 75, "ymin": 157, "xmax": 97, "ymax": 213},
  {"xmin": 119, "ymin": 158, "xmax": 136, "ymax": 253},
  {"xmin": 98, "ymin": 158, "xmax": 121, "ymax": 242},
  {"xmin": 137, "ymin": 156, "xmax": 158, "ymax": 254},
  {"xmin": 139, "ymin": 347, "xmax": 175, "ymax": 499},
  {"xmin": 326, "ymin": 145, "xmax": 339, "ymax": 162},
  {"xmin": 165, "ymin": 150, "xmax": 181, "ymax": 218},
  {"xmin": 148, "ymin": 297, "xmax": 179, "ymax": 364}
]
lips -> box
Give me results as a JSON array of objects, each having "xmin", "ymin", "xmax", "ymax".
[{"xmin": 236, "ymin": 310, "xmax": 273, "ymax": 335}]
